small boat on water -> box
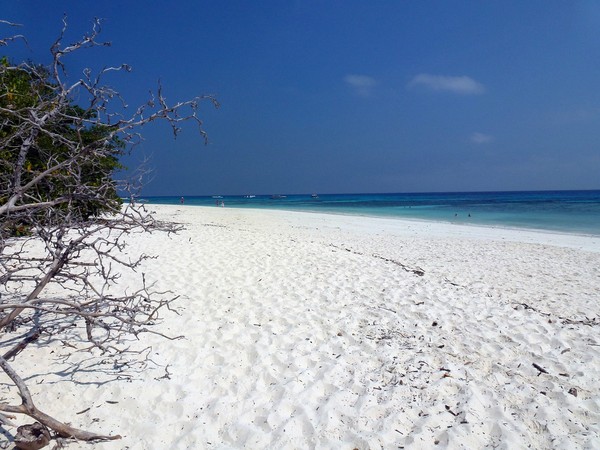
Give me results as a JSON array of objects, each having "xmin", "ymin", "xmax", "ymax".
[
  {"xmin": 311, "ymin": 193, "xmax": 319, "ymax": 199},
  {"xmin": 270, "ymin": 194, "xmax": 287, "ymax": 199}
]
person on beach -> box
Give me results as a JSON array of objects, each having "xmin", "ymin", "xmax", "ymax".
[{"xmin": 180, "ymin": 197, "xmax": 184, "ymax": 204}]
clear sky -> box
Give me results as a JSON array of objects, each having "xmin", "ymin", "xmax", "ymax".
[{"xmin": 3, "ymin": 1, "xmax": 600, "ymax": 195}]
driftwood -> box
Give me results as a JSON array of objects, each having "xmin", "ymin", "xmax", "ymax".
[
  {"xmin": 0, "ymin": 17, "xmax": 217, "ymax": 443},
  {"xmin": 0, "ymin": 356, "xmax": 121, "ymax": 441},
  {"xmin": 532, "ymin": 362, "xmax": 549, "ymax": 376},
  {"xmin": 14, "ymin": 422, "xmax": 51, "ymax": 450}
]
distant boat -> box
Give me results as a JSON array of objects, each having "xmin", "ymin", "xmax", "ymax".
[
  {"xmin": 244, "ymin": 195, "xmax": 256, "ymax": 198},
  {"xmin": 270, "ymin": 195, "xmax": 287, "ymax": 199},
  {"xmin": 212, "ymin": 195, "xmax": 223, "ymax": 199},
  {"xmin": 311, "ymin": 193, "xmax": 319, "ymax": 198}
]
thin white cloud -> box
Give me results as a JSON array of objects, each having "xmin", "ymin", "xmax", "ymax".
[
  {"xmin": 469, "ymin": 132, "xmax": 493, "ymax": 144},
  {"xmin": 344, "ymin": 74, "xmax": 378, "ymax": 96},
  {"xmin": 550, "ymin": 107, "xmax": 599, "ymax": 124},
  {"xmin": 409, "ymin": 74, "xmax": 484, "ymax": 95}
]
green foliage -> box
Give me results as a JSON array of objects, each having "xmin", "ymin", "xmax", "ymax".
[{"xmin": 0, "ymin": 57, "xmax": 124, "ymax": 234}]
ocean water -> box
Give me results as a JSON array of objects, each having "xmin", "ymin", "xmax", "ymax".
[{"xmin": 141, "ymin": 190, "xmax": 600, "ymax": 236}]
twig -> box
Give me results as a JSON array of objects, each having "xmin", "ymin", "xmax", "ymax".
[
  {"xmin": 532, "ymin": 362, "xmax": 549, "ymax": 375},
  {"xmin": 155, "ymin": 365, "xmax": 172, "ymax": 380}
]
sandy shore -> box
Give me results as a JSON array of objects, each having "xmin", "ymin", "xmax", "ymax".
[{"xmin": 2, "ymin": 204, "xmax": 600, "ymax": 449}]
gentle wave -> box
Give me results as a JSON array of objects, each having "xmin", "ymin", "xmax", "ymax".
[{"xmin": 139, "ymin": 190, "xmax": 600, "ymax": 236}]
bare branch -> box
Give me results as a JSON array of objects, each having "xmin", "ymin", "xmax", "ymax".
[
  {"xmin": 2, "ymin": 327, "xmax": 40, "ymax": 360},
  {"xmin": 0, "ymin": 356, "xmax": 121, "ymax": 441},
  {"xmin": 1, "ymin": 15, "xmax": 217, "ymax": 443},
  {"xmin": 0, "ymin": 20, "xmax": 26, "ymax": 47}
]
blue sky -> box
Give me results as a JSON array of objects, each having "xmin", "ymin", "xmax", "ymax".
[{"xmin": 3, "ymin": 1, "xmax": 600, "ymax": 195}]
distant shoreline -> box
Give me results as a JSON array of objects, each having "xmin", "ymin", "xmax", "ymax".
[
  {"xmin": 132, "ymin": 190, "xmax": 600, "ymax": 237},
  {"xmin": 148, "ymin": 204, "xmax": 600, "ymax": 252}
]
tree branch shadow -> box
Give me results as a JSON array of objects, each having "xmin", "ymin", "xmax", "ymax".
[{"xmin": 0, "ymin": 425, "xmax": 15, "ymax": 449}]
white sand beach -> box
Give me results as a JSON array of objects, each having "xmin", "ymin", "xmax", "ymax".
[{"xmin": 2, "ymin": 204, "xmax": 600, "ymax": 449}]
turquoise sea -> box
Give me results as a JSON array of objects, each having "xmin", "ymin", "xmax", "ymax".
[{"xmin": 142, "ymin": 190, "xmax": 600, "ymax": 236}]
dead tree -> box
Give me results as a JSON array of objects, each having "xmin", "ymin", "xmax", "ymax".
[{"xmin": 0, "ymin": 17, "xmax": 218, "ymax": 443}]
